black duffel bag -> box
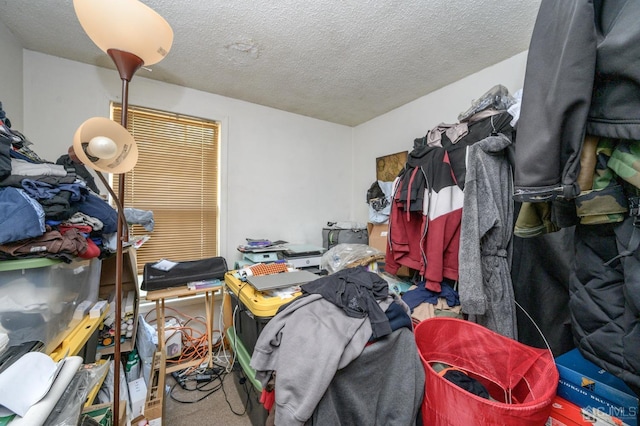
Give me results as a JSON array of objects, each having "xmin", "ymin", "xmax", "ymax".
[{"xmin": 141, "ymin": 256, "xmax": 228, "ymax": 291}]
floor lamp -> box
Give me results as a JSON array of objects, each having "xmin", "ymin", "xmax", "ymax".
[{"xmin": 72, "ymin": 1, "xmax": 173, "ymax": 424}]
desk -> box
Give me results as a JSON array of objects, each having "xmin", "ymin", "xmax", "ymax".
[{"xmin": 145, "ymin": 284, "xmax": 222, "ymax": 374}]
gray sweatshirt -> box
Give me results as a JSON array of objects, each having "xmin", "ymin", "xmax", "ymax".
[{"xmin": 250, "ymin": 294, "xmax": 372, "ymax": 425}]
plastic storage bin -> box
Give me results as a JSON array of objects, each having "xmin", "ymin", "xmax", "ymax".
[
  {"xmin": 227, "ymin": 325, "xmax": 268, "ymax": 426},
  {"xmin": 224, "ymin": 271, "xmax": 301, "ymax": 355},
  {"xmin": 0, "ymin": 257, "xmax": 101, "ymax": 353}
]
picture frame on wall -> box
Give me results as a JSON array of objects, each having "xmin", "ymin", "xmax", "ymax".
[{"xmin": 376, "ymin": 151, "xmax": 408, "ymax": 182}]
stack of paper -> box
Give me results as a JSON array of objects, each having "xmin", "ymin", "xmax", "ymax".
[{"xmin": 0, "ymin": 352, "xmax": 82, "ymax": 424}]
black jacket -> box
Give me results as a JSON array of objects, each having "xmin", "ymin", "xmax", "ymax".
[
  {"xmin": 514, "ymin": 0, "xmax": 640, "ymax": 202},
  {"xmin": 514, "ymin": 0, "xmax": 640, "ymax": 393}
]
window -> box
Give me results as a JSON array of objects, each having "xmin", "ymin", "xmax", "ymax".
[{"xmin": 111, "ymin": 103, "xmax": 220, "ymax": 274}]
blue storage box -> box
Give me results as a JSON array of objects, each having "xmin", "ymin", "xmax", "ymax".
[{"xmin": 555, "ymin": 348, "xmax": 638, "ymax": 426}]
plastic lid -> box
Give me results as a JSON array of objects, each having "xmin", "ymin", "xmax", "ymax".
[{"xmin": 0, "ymin": 258, "xmax": 61, "ymax": 272}]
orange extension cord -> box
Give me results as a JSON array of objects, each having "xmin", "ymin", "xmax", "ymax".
[{"xmin": 144, "ymin": 306, "xmax": 223, "ymax": 373}]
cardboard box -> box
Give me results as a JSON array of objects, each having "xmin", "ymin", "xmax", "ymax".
[
  {"xmin": 557, "ymin": 379, "xmax": 636, "ymax": 426},
  {"xmin": 143, "ymin": 349, "xmax": 166, "ymax": 425},
  {"xmin": 555, "ymin": 349, "xmax": 638, "ymax": 426},
  {"xmin": 367, "ymin": 222, "xmax": 388, "ymax": 253},
  {"xmin": 547, "ymin": 396, "xmax": 614, "ymax": 426},
  {"xmin": 81, "ymin": 400, "xmax": 126, "ymax": 426},
  {"xmin": 368, "ymin": 222, "xmax": 414, "ymax": 278},
  {"xmin": 98, "ymin": 247, "xmax": 140, "ymax": 356},
  {"xmin": 128, "ymin": 377, "xmax": 147, "ymax": 419}
]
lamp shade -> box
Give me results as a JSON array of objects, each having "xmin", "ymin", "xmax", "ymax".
[
  {"xmin": 73, "ymin": 0, "xmax": 173, "ymax": 66},
  {"xmin": 73, "ymin": 117, "xmax": 138, "ymax": 174}
]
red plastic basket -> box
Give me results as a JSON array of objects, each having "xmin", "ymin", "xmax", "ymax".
[{"xmin": 414, "ymin": 317, "xmax": 558, "ymax": 425}]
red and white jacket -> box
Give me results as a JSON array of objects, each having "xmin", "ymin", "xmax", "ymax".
[{"xmin": 385, "ymin": 144, "xmax": 463, "ymax": 291}]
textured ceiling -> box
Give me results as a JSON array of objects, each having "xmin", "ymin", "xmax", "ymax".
[{"xmin": 0, "ymin": 0, "xmax": 541, "ymax": 126}]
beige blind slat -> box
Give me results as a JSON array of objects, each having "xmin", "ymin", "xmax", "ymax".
[{"xmin": 112, "ymin": 103, "xmax": 219, "ymax": 273}]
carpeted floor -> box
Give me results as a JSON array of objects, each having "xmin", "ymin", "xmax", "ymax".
[
  {"xmin": 138, "ymin": 294, "xmax": 263, "ymax": 425},
  {"xmin": 162, "ymin": 367, "xmax": 253, "ymax": 426}
]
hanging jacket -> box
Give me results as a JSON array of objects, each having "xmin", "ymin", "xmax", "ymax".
[
  {"xmin": 458, "ymin": 134, "xmax": 517, "ymax": 339},
  {"xmin": 442, "ymin": 110, "xmax": 515, "ymax": 190},
  {"xmin": 514, "ymin": 0, "xmax": 640, "ymax": 202},
  {"xmin": 385, "ymin": 144, "xmax": 463, "ymax": 291},
  {"xmin": 514, "ymin": 0, "xmax": 640, "ymax": 392}
]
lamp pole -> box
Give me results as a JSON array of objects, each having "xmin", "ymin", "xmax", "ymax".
[
  {"xmin": 108, "ymin": 49, "xmax": 143, "ymax": 425},
  {"xmin": 72, "ymin": 2, "xmax": 173, "ymax": 423}
]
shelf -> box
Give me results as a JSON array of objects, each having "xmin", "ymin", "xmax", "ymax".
[{"xmin": 49, "ymin": 307, "xmax": 109, "ymax": 362}]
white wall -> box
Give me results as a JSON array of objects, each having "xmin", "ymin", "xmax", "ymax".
[
  {"xmin": 22, "ymin": 51, "xmax": 353, "ymax": 266},
  {"xmin": 14, "ymin": 46, "xmax": 528, "ymax": 266},
  {"xmin": 351, "ymin": 51, "xmax": 529, "ymax": 222},
  {"xmin": 0, "ymin": 20, "xmax": 23, "ymax": 130}
]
